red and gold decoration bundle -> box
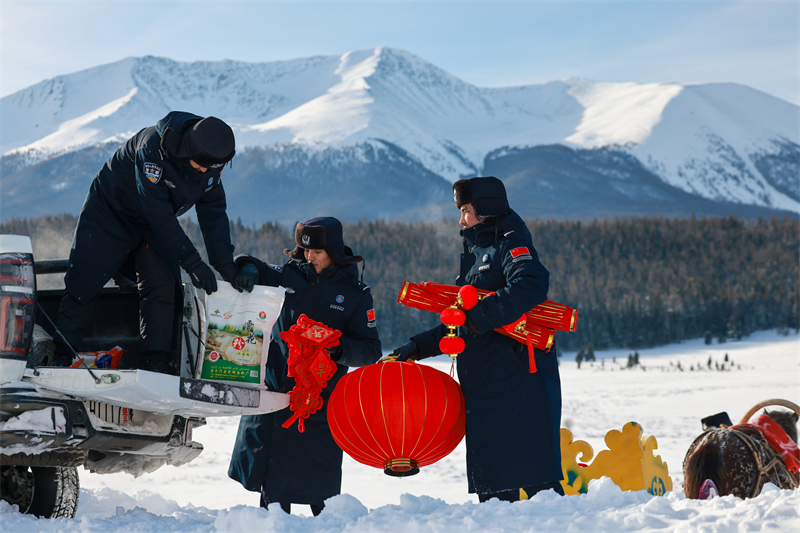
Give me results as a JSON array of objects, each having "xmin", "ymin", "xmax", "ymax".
[
  {"xmin": 397, "ymin": 281, "xmax": 578, "ymax": 372},
  {"xmin": 279, "ymin": 314, "xmax": 341, "ymax": 432},
  {"xmin": 328, "ymin": 360, "xmax": 466, "ymax": 476}
]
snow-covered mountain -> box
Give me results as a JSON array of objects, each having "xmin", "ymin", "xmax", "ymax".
[{"xmin": 2, "ymin": 47, "xmax": 798, "ymax": 222}]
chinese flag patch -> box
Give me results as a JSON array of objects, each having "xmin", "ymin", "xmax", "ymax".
[
  {"xmin": 367, "ymin": 309, "xmax": 376, "ymax": 321},
  {"xmin": 510, "ymin": 247, "xmax": 532, "ymax": 262}
]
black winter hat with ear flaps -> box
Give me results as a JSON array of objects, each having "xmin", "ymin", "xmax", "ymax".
[
  {"xmin": 160, "ymin": 116, "xmax": 236, "ymax": 167},
  {"xmin": 284, "ymin": 217, "xmax": 364, "ymax": 265},
  {"xmin": 453, "ymin": 176, "xmax": 510, "ymax": 222}
]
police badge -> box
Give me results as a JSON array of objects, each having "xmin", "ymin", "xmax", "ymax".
[{"xmin": 143, "ymin": 162, "xmax": 163, "ymax": 184}]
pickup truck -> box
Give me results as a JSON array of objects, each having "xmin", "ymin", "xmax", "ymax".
[{"xmin": 0, "ymin": 234, "xmax": 288, "ymax": 518}]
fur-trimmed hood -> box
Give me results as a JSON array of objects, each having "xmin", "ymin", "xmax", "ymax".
[
  {"xmin": 453, "ymin": 176, "xmax": 510, "ymax": 224},
  {"xmin": 284, "ymin": 217, "xmax": 363, "ymax": 265}
]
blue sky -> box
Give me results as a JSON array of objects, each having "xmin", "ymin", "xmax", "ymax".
[{"xmin": 2, "ymin": 1, "xmax": 798, "ymax": 104}]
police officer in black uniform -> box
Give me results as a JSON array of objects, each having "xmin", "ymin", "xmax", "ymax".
[
  {"xmin": 53, "ymin": 111, "xmax": 248, "ymax": 373},
  {"xmin": 228, "ymin": 216, "xmax": 381, "ymax": 516},
  {"xmin": 390, "ymin": 176, "xmax": 564, "ymax": 502}
]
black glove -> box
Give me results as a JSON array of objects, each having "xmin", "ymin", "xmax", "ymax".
[
  {"xmin": 390, "ymin": 340, "xmax": 419, "ymax": 362},
  {"xmin": 463, "ymin": 310, "xmax": 481, "ymax": 335},
  {"xmin": 213, "ymin": 259, "xmax": 238, "ymax": 284},
  {"xmin": 233, "ymin": 263, "xmax": 259, "ymax": 293},
  {"xmin": 327, "ymin": 342, "xmax": 343, "ymax": 361},
  {"xmin": 181, "ymin": 252, "xmax": 218, "ymax": 295}
]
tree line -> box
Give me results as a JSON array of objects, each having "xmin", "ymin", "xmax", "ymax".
[{"xmin": 3, "ymin": 214, "xmax": 797, "ymax": 351}]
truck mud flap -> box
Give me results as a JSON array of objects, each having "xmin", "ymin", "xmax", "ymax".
[{"xmin": 22, "ymin": 368, "xmax": 289, "ymax": 418}]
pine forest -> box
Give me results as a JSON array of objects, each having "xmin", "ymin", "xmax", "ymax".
[{"xmin": 4, "ymin": 214, "xmax": 797, "ymax": 353}]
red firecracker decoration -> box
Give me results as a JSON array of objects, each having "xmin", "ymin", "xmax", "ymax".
[
  {"xmin": 424, "ymin": 281, "xmax": 578, "ymax": 333},
  {"xmin": 328, "ymin": 360, "xmax": 466, "ymax": 477},
  {"xmin": 279, "ymin": 314, "xmax": 341, "ymax": 432},
  {"xmin": 397, "ymin": 281, "xmax": 580, "ymax": 373}
]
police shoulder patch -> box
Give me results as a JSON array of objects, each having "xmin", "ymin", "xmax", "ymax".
[
  {"xmin": 509, "ymin": 246, "xmax": 532, "ymax": 262},
  {"xmin": 143, "ymin": 162, "xmax": 163, "ymax": 184},
  {"xmin": 267, "ymin": 264, "xmax": 283, "ymax": 272}
]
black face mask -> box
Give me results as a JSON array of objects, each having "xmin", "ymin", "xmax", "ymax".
[{"xmin": 181, "ymin": 161, "xmax": 221, "ymax": 180}]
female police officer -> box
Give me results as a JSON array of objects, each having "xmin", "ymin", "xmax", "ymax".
[
  {"xmin": 53, "ymin": 111, "xmax": 247, "ymax": 373},
  {"xmin": 228, "ymin": 216, "xmax": 381, "ymax": 516},
  {"xmin": 390, "ymin": 176, "xmax": 564, "ymax": 502}
]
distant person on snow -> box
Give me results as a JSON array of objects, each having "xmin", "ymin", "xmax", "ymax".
[
  {"xmin": 388, "ymin": 176, "xmax": 565, "ymax": 502},
  {"xmin": 52, "ymin": 111, "xmax": 250, "ymax": 374}
]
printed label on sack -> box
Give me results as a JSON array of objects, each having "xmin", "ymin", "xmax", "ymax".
[{"xmin": 200, "ymin": 282, "xmax": 285, "ymax": 387}]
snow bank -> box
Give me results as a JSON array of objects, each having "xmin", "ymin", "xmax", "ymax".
[{"xmin": 1, "ymin": 478, "xmax": 798, "ymax": 532}]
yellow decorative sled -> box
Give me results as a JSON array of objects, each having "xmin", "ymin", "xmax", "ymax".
[{"xmin": 560, "ymin": 422, "xmax": 672, "ymax": 496}]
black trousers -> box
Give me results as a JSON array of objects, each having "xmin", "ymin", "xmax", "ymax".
[
  {"xmin": 478, "ymin": 481, "xmax": 565, "ymax": 503},
  {"xmin": 54, "ymin": 241, "xmax": 175, "ymax": 362}
]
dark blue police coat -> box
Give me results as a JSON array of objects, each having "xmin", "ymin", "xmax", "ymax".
[
  {"xmin": 65, "ymin": 111, "xmax": 233, "ymax": 303},
  {"xmin": 411, "ymin": 210, "xmax": 563, "ymax": 495},
  {"xmin": 228, "ymin": 257, "xmax": 381, "ymax": 505}
]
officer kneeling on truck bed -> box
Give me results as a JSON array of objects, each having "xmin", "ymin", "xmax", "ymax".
[{"xmin": 52, "ymin": 111, "xmax": 250, "ymax": 374}]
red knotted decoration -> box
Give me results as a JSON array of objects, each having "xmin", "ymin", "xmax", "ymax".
[{"xmin": 279, "ymin": 314, "xmax": 341, "ymax": 432}]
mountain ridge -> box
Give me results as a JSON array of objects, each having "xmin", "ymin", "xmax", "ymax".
[{"xmin": 1, "ymin": 47, "xmax": 798, "ymax": 222}]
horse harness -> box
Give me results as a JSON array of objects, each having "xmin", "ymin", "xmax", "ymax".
[{"xmin": 726, "ymin": 425, "xmax": 799, "ymax": 497}]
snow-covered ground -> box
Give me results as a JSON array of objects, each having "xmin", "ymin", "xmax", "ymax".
[{"xmin": 2, "ymin": 329, "xmax": 798, "ymax": 532}]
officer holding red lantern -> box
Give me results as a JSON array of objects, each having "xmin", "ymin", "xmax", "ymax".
[{"xmin": 390, "ymin": 176, "xmax": 564, "ymax": 502}]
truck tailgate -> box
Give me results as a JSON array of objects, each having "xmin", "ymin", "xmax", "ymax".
[{"xmin": 23, "ymin": 368, "xmax": 289, "ymax": 417}]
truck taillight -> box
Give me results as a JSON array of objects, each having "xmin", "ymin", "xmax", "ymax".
[{"xmin": 0, "ymin": 253, "xmax": 36, "ymax": 359}]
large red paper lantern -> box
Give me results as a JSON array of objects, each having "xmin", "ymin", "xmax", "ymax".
[{"xmin": 328, "ymin": 361, "xmax": 466, "ymax": 477}]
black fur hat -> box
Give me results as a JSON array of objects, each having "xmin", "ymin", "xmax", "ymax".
[
  {"xmin": 453, "ymin": 176, "xmax": 509, "ymax": 222},
  {"xmin": 284, "ymin": 217, "xmax": 363, "ymax": 265},
  {"xmin": 160, "ymin": 116, "xmax": 235, "ymax": 168}
]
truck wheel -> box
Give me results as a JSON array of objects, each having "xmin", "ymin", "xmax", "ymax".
[{"xmin": 0, "ymin": 465, "xmax": 79, "ymax": 518}]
